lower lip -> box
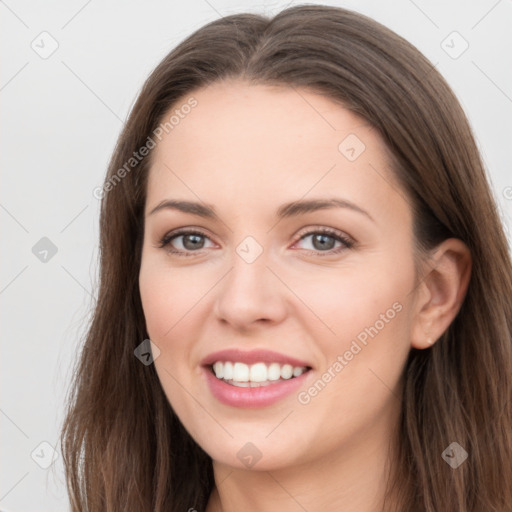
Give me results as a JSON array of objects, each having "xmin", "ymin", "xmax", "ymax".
[{"xmin": 203, "ymin": 367, "xmax": 310, "ymax": 408}]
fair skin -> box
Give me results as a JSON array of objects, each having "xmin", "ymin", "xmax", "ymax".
[{"xmin": 138, "ymin": 80, "xmax": 471, "ymax": 512}]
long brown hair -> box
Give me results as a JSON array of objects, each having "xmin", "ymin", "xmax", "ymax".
[{"xmin": 60, "ymin": 4, "xmax": 512, "ymax": 511}]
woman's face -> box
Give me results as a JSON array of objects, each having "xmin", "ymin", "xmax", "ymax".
[{"xmin": 139, "ymin": 80, "xmax": 419, "ymax": 471}]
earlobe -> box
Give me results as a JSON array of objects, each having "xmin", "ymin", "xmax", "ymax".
[{"xmin": 410, "ymin": 238, "xmax": 472, "ymax": 350}]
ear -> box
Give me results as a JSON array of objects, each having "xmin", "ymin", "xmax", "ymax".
[{"xmin": 410, "ymin": 238, "xmax": 472, "ymax": 349}]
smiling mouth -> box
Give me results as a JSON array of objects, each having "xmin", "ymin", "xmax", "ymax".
[{"xmin": 209, "ymin": 361, "xmax": 312, "ymax": 387}]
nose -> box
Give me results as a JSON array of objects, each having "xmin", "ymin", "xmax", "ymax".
[{"xmin": 213, "ymin": 247, "xmax": 288, "ymax": 331}]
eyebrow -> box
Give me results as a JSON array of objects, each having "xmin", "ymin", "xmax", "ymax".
[{"xmin": 148, "ymin": 198, "xmax": 374, "ymax": 222}]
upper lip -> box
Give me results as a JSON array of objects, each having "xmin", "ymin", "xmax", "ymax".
[{"xmin": 201, "ymin": 349, "xmax": 312, "ymax": 368}]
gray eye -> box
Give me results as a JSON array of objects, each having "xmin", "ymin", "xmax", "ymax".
[
  {"xmin": 181, "ymin": 234, "xmax": 206, "ymax": 250},
  {"xmin": 311, "ymin": 233, "xmax": 336, "ymax": 250}
]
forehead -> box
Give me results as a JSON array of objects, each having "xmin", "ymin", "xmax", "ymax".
[
  {"xmin": 158, "ymin": 80, "xmax": 378, "ymax": 155},
  {"xmin": 145, "ymin": 80, "xmax": 408, "ymax": 223}
]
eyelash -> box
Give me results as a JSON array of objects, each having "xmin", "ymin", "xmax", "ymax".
[{"xmin": 157, "ymin": 227, "xmax": 355, "ymax": 258}]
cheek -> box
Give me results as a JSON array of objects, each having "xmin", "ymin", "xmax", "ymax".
[
  {"xmin": 290, "ymin": 257, "xmax": 413, "ymax": 347},
  {"xmin": 139, "ymin": 267, "xmax": 174, "ymax": 340},
  {"xmin": 291, "ymin": 281, "xmax": 412, "ymax": 458},
  {"xmin": 291, "ymin": 255, "xmax": 414, "ymax": 426},
  {"xmin": 139, "ymin": 259, "xmax": 206, "ymax": 341},
  {"xmin": 139, "ymin": 261, "xmax": 202, "ymax": 411},
  {"xmin": 302, "ymin": 264, "xmax": 413, "ymax": 409}
]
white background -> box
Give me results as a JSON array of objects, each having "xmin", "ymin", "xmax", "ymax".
[{"xmin": 1, "ymin": 0, "xmax": 511, "ymax": 510}]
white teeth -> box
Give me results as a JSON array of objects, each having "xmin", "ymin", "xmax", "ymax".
[
  {"xmin": 223, "ymin": 361, "xmax": 233, "ymax": 380},
  {"xmin": 267, "ymin": 363, "xmax": 281, "ymax": 381},
  {"xmin": 231, "ymin": 381, "xmax": 250, "ymax": 387},
  {"xmin": 233, "ymin": 362, "xmax": 249, "ymax": 382},
  {"xmin": 213, "ymin": 361, "xmax": 223, "ymax": 379},
  {"xmin": 281, "ymin": 364, "xmax": 293, "ymax": 380},
  {"xmin": 249, "ymin": 362, "xmax": 267, "ymax": 382},
  {"xmin": 211, "ymin": 361, "xmax": 308, "ymax": 385},
  {"xmin": 293, "ymin": 366, "xmax": 305, "ymax": 377}
]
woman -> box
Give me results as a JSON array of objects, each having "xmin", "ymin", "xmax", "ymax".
[{"xmin": 60, "ymin": 5, "xmax": 512, "ymax": 511}]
